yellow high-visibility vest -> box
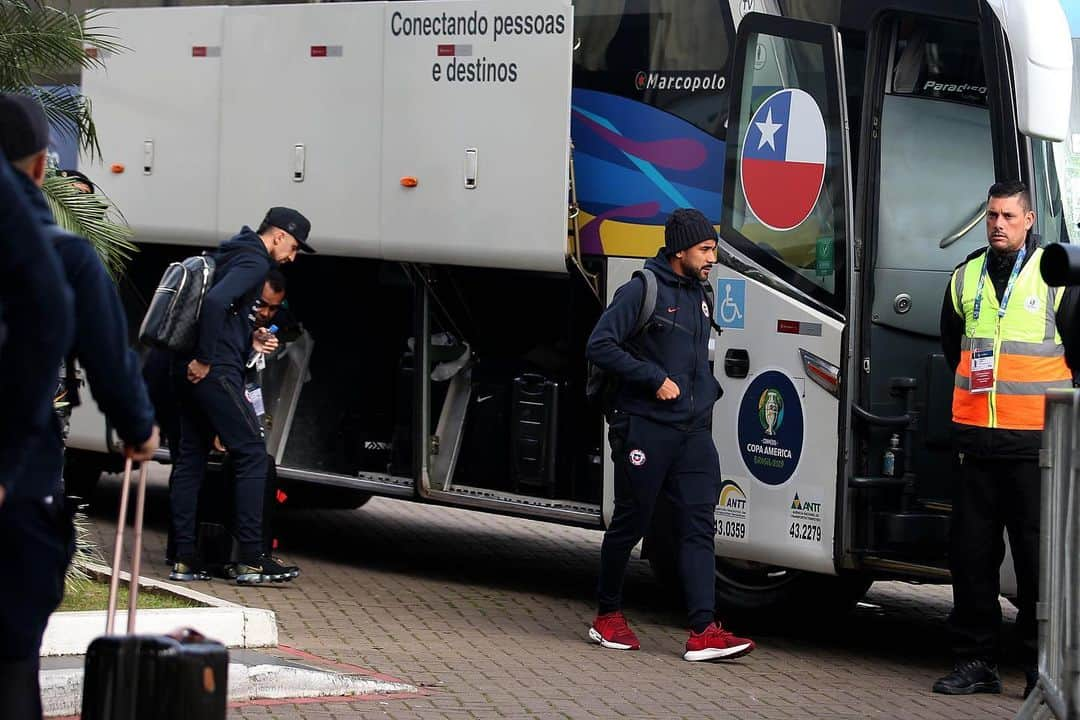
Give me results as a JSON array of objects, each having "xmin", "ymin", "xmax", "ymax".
[{"xmin": 951, "ymin": 246, "xmax": 1072, "ymax": 430}]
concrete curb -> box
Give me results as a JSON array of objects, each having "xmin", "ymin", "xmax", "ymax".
[
  {"xmin": 41, "ymin": 664, "xmax": 418, "ymax": 717},
  {"xmin": 41, "ymin": 562, "xmax": 277, "ymax": 656}
]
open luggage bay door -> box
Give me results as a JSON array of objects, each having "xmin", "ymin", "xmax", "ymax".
[{"xmin": 710, "ymin": 14, "xmax": 855, "ymax": 576}]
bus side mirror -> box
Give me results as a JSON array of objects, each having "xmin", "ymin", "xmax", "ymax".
[{"xmin": 986, "ymin": 0, "xmax": 1072, "ymax": 141}]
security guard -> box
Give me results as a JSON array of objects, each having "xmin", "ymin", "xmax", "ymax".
[
  {"xmin": 585, "ymin": 208, "xmax": 754, "ymax": 662},
  {"xmin": 169, "ymin": 207, "xmax": 313, "ymax": 585},
  {"xmin": 935, "ymin": 181, "xmax": 1080, "ymax": 697},
  {"xmin": 0, "ymin": 94, "xmax": 157, "ymax": 719}
]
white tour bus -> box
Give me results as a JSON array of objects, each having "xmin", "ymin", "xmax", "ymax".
[{"xmin": 70, "ymin": 0, "xmax": 1074, "ymax": 613}]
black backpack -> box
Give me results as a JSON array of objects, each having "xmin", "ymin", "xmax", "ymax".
[
  {"xmin": 585, "ymin": 269, "xmax": 721, "ymax": 413},
  {"xmin": 138, "ymin": 253, "xmax": 217, "ymax": 354},
  {"xmin": 138, "ymin": 245, "xmax": 265, "ymax": 354}
]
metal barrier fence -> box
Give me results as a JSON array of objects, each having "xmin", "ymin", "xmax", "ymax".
[{"xmin": 1017, "ymin": 388, "xmax": 1080, "ymax": 720}]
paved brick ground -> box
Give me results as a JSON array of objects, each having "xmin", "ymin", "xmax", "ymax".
[{"xmin": 83, "ymin": 468, "xmax": 1029, "ymax": 719}]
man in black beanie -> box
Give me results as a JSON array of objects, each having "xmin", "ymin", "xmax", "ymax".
[
  {"xmin": 585, "ymin": 207, "xmax": 755, "ymax": 661},
  {"xmin": 0, "ymin": 92, "xmax": 158, "ymax": 719}
]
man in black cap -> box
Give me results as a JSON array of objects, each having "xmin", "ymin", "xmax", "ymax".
[
  {"xmin": 585, "ymin": 207, "xmax": 755, "ymax": 662},
  {"xmin": 169, "ymin": 205, "xmax": 313, "ymax": 585},
  {"xmin": 0, "ymin": 92, "xmax": 157, "ymax": 718}
]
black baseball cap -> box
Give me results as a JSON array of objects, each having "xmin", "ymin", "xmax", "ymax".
[
  {"xmin": 0, "ymin": 93, "xmax": 49, "ymax": 161},
  {"xmin": 57, "ymin": 168, "xmax": 95, "ymax": 193},
  {"xmin": 263, "ymin": 206, "xmax": 315, "ymax": 254}
]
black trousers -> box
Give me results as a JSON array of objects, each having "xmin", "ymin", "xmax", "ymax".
[
  {"xmin": 169, "ymin": 367, "xmax": 267, "ymax": 562},
  {"xmin": 948, "ymin": 454, "xmax": 1040, "ymax": 665},
  {"xmin": 0, "ymin": 496, "xmax": 74, "ymax": 720},
  {"xmin": 598, "ymin": 413, "xmax": 721, "ymax": 630}
]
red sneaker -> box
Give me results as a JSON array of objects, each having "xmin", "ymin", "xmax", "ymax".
[
  {"xmin": 683, "ymin": 623, "xmax": 755, "ymax": 662},
  {"xmin": 589, "ymin": 611, "xmax": 641, "ymax": 650}
]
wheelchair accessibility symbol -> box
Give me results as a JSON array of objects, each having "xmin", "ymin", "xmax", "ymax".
[{"xmin": 716, "ymin": 279, "xmax": 745, "ymax": 329}]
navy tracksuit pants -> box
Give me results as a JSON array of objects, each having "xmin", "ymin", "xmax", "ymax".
[
  {"xmin": 598, "ymin": 412, "xmax": 721, "ymax": 630},
  {"xmin": 169, "ymin": 366, "xmax": 267, "ymax": 562},
  {"xmin": 0, "ymin": 496, "xmax": 74, "ymax": 720}
]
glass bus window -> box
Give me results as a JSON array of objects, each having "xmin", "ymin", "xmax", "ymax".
[
  {"xmin": 1032, "ymin": 139, "xmax": 1075, "ymax": 246},
  {"xmin": 573, "ymin": 0, "xmax": 735, "ymax": 138},
  {"xmin": 889, "ymin": 19, "xmax": 987, "ymax": 107},
  {"xmin": 1056, "ymin": 134, "xmax": 1080, "ymax": 243},
  {"xmin": 775, "ymin": 0, "xmax": 842, "ymax": 26},
  {"xmin": 726, "ymin": 32, "xmax": 844, "ymax": 300},
  {"xmin": 876, "ymin": 17, "xmax": 993, "ymax": 275}
]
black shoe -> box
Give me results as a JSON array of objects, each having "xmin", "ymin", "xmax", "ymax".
[
  {"xmin": 932, "ymin": 660, "xmax": 1002, "ymax": 695},
  {"xmin": 234, "ymin": 554, "xmax": 299, "ymax": 585},
  {"xmin": 169, "ymin": 558, "xmax": 210, "ymax": 582},
  {"xmin": 1024, "ymin": 669, "xmax": 1038, "ymax": 699}
]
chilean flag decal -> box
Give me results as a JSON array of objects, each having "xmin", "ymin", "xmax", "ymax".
[{"xmin": 740, "ymin": 88, "xmax": 827, "ymax": 232}]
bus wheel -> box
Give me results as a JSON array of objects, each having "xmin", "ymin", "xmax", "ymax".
[
  {"xmin": 62, "ymin": 449, "xmax": 120, "ymax": 504},
  {"xmin": 712, "ymin": 558, "xmax": 871, "ymax": 616},
  {"xmin": 645, "ymin": 519, "xmax": 871, "ymax": 616}
]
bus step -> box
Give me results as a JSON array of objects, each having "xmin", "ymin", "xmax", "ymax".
[{"xmin": 871, "ymin": 511, "xmax": 950, "ymax": 557}]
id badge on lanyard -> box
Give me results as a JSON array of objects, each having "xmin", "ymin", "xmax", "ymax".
[
  {"xmin": 244, "ymin": 382, "xmax": 266, "ymax": 417},
  {"xmin": 969, "ymin": 349, "xmax": 995, "ymax": 393}
]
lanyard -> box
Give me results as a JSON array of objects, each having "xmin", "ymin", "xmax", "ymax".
[{"xmin": 973, "ymin": 244, "xmax": 1026, "ymax": 322}]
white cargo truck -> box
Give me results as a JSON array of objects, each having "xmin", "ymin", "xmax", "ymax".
[{"xmin": 72, "ymin": 0, "xmax": 1074, "ymax": 613}]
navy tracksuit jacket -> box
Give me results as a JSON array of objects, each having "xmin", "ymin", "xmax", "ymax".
[
  {"xmin": 169, "ymin": 228, "xmax": 274, "ymax": 563},
  {"xmin": 2, "ymin": 166, "xmax": 154, "ymax": 720},
  {"xmin": 0, "ymin": 159, "xmax": 73, "ymax": 698},
  {"xmin": 586, "ymin": 252, "xmax": 723, "ymax": 629}
]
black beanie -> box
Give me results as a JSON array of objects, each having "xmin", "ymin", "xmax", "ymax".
[
  {"xmin": 0, "ymin": 94, "xmax": 49, "ymax": 162},
  {"xmin": 664, "ymin": 208, "xmax": 717, "ymax": 256}
]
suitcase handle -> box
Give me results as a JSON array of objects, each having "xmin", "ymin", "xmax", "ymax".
[{"xmin": 105, "ymin": 457, "xmax": 150, "ymax": 635}]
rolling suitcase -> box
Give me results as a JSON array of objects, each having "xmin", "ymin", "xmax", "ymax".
[
  {"xmin": 511, "ymin": 374, "xmax": 560, "ymax": 498},
  {"xmin": 81, "ymin": 458, "xmax": 229, "ymax": 720}
]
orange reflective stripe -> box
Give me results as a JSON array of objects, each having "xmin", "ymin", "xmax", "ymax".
[
  {"xmin": 952, "ymin": 387, "xmax": 989, "ymax": 427},
  {"xmin": 996, "ymin": 354, "xmax": 1072, "ymax": 383},
  {"xmin": 994, "ymin": 394, "xmax": 1048, "ymax": 430}
]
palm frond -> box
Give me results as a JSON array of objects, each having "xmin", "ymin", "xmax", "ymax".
[
  {"xmin": 43, "ymin": 171, "xmax": 137, "ymax": 278},
  {"xmin": 65, "ymin": 507, "xmax": 103, "ymax": 592},
  {"xmin": 38, "ymin": 86, "xmax": 98, "ymax": 155},
  {"xmin": 0, "ymin": 0, "xmax": 123, "ymax": 82},
  {"xmin": 0, "ymin": 0, "xmax": 126, "ymax": 159}
]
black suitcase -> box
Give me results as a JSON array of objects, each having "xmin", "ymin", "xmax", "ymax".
[
  {"xmin": 195, "ymin": 453, "xmax": 284, "ymax": 575},
  {"xmin": 81, "ymin": 458, "xmax": 229, "ymax": 720},
  {"xmin": 511, "ymin": 374, "xmax": 560, "ymax": 497}
]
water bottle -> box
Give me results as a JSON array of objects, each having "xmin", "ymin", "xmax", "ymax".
[{"xmin": 882, "ymin": 433, "xmax": 900, "ymax": 477}]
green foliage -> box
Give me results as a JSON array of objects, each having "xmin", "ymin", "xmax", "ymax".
[
  {"xmin": 0, "ymin": 0, "xmax": 135, "ymax": 272},
  {"xmin": 64, "ymin": 508, "xmax": 102, "ymax": 593},
  {"xmin": 43, "ymin": 171, "xmax": 135, "ymax": 279},
  {"xmin": 0, "ymin": 0, "xmax": 123, "ymax": 159}
]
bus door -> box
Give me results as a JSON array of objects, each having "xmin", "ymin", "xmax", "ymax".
[
  {"xmin": 852, "ymin": 9, "xmax": 1002, "ymax": 574},
  {"xmin": 848, "ymin": 0, "xmax": 1072, "ymax": 579},
  {"xmin": 710, "ymin": 14, "xmax": 854, "ymax": 576}
]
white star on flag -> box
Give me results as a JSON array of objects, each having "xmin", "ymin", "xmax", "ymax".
[{"xmin": 755, "ymin": 109, "xmax": 782, "ymax": 151}]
